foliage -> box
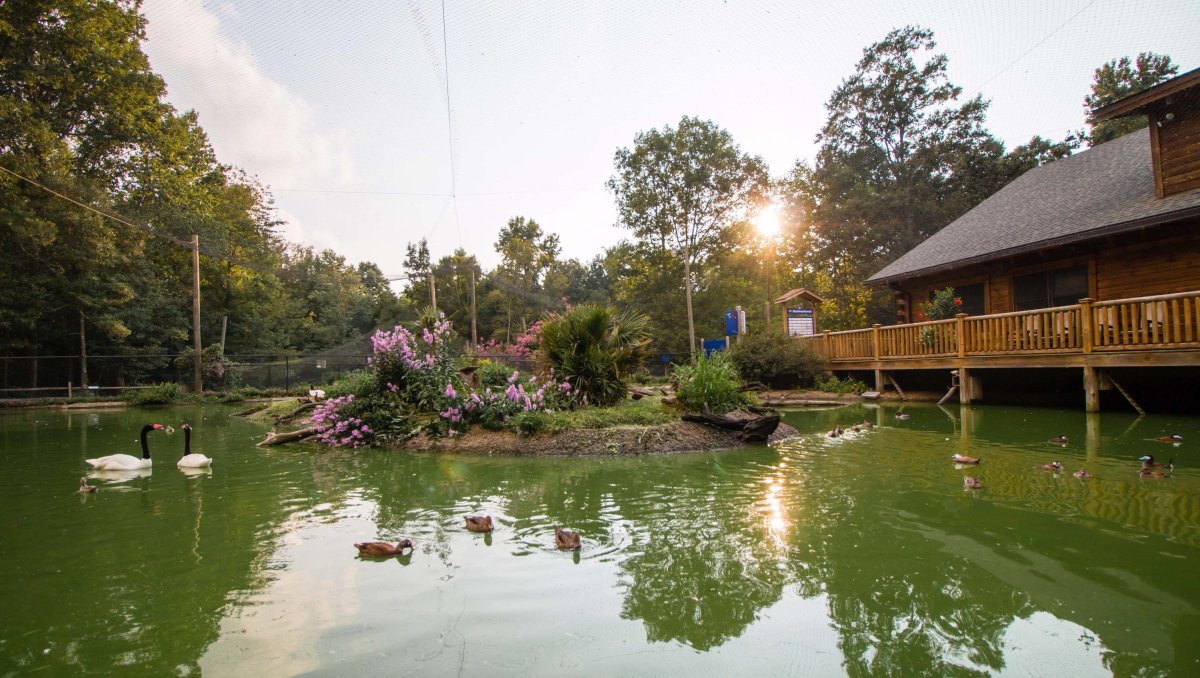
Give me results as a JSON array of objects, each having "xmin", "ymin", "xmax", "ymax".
[
  {"xmin": 536, "ymin": 304, "xmax": 652, "ymax": 407},
  {"xmin": 370, "ymin": 315, "xmax": 459, "ymax": 411},
  {"xmin": 173, "ymin": 345, "xmax": 236, "ymax": 391},
  {"xmin": 123, "ymin": 382, "xmax": 187, "ymax": 405},
  {"xmin": 915, "ymin": 287, "xmax": 962, "ymax": 322},
  {"xmin": 814, "ymin": 375, "xmax": 869, "ymax": 395},
  {"xmin": 609, "ymin": 116, "xmax": 769, "ymax": 353},
  {"xmin": 728, "ymin": 333, "xmax": 825, "ymax": 389},
  {"xmin": 1085, "ymin": 53, "xmax": 1178, "ymax": 146},
  {"xmin": 324, "ymin": 368, "xmax": 377, "ymax": 399},
  {"xmin": 673, "ymin": 352, "xmax": 751, "ymax": 414}
]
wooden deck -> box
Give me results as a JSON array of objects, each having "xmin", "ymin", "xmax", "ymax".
[{"xmin": 801, "ymin": 290, "xmax": 1200, "ymax": 410}]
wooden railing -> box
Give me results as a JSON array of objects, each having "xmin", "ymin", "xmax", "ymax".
[{"xmin": 805, "ymin": 290, "xmax": 1200, "ymax": 362}]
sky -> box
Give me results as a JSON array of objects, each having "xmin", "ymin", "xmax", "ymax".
[{"xmin": 139, "ymin": 0, "xmax": 1200, "ymax": 280}]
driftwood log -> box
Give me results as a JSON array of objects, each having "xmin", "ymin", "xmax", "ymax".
[
  {"xmin": 629, "ymin": 385, "xmax": 673, "ymax": 400},
  {"xmin": 256, "ymin": 426, "xmax": 320, "ymax": 447},
  {"xmin": 680, "ymin": 412, "xmax": 781, "ymax": 443},
  {"xmin": 274, "ymin": 401, "xmax": 317, "ymax": 424},
  {"xmin": 761, "ymin": 397, "xmax": 846, "ymax": 407},
  {"xmin": 232, "ymin": 404, "xmax": 269, "ymax": 417}
]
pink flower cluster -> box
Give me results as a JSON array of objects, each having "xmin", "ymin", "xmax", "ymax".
[
  {"xmin": 310, "ymin": 394, "xmax": 372, "ymax": 447},
  {"xmin": 372, "ymin": 317, "xmax": 453, "ymax": 369}
]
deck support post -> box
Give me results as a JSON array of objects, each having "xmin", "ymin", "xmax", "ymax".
[
  {"xmin": 959, "ymin": 367, "xmax": 973, "ymax": 404},
  {"xmin": 874, "ymin": 368, "xmax": 884, "ymax": 392},
  {"xmin": 1083, "ymin": 365, "xmax": 1100, "ymax": 413}
]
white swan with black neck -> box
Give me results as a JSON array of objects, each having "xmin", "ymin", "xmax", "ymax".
[
  {"xmin": 177, "ymin": 424, "xmax": 212, "ymax": 468},
  {"xmin": 85, "ymin": 424, "xmax": 162, "ymax": 470}
]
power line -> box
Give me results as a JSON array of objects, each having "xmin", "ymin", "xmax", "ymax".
[
  {"xmin": 969, "ymin": 0, "xmax": 1101, "ymax": 96},
  {"xmin": 440, "ymin": 0, "xmax": 462, "ymax": 247}
]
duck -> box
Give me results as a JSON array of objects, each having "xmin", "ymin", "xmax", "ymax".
[
  {"xmin": 952, "ymin": 454, "xmax": 980, "ymax": 464},
  {"xmin": 1073, "ymin": 468, "xmax": 1092, "ymax": 480},
  {"xmin": 1157, "ymin": 434, "xmax": 1183, "ymax": 443},
  {"xmin": 354, "ymin": 539, "xmax": 414, "ymax": 557},
  {"xmin": 554, "ymin": 527, "xmax": 582, "ymax": 550},
  {"xmin": 1049, "ymin": 435, "xmax": 1069, "ymax": 444},
  {"xmin": 895, "ymin": 413, "xmax": 910, "ymax": 420},
  {"xmin": 164, "ymin": 426, "xmax": 175, "ymax": 434},
  {"xmin": 861, "ymin": 419, "xmax": 873, "ymax": 429},
  {"xmin": 85, "ymin": 424, "xmax": 162, "ymax": 470},
  {"xmin": 1138, "ymin": 455, "xmax": 1173, "ymax": 478},
  {"xmin": 1037, "ymin": 461, "xmax": 1064, "ymax": 472},
  {"xmin": 963, "ymin": 476, "xmax": 983, "ymax": 490},
  {"xmin": 827, "ymin": 426, "xmax": 843, "ymax": 438},
  {"xmin": 177, "ymin": 424, "xmax": 213, "ymax": 468},
  {"xmin": 78, "ymin": 476, "xmax": 97, "ymax": 494},
  {"xmin": 849, "ymin": 424, "xmax": 861, "ymax": 433},
  {"xmin": 465, "ymin": 515, "xmax": 494, "ymax": 533}
]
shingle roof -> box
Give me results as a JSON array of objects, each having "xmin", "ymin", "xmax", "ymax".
[{"xmin": 868, "ymin": 129, "xmax": 1200, "ymax": 284}]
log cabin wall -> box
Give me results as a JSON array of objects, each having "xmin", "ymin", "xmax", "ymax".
[
  {"xmin": 1152, "ymin": 91, "xmax": 1200, "ymax": 197},
  {"xmin": 890, "ymin": 217, "xmax": 1200, "ymax": 323}
]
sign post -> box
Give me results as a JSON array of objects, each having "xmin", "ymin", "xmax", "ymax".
[{"xmin": 772, "ymin": 288, "xmax": 825, "ymax": 338}]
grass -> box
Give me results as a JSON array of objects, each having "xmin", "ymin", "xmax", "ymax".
[{"xmin": 507, "ymin": 397, "xmax": 676, "ymax": 434}]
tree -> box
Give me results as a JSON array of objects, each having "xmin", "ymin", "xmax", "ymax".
[
  {"xmin": 491, "ymin": 216, "xmax": 561, "ymax": 338},
  {"xmin": 609, "ymin": 116, "xmax": 768, "ymax": 353},
  {"xmin": 1084, "ymin": 52, "xmax": 1178, "ymax": 146}
]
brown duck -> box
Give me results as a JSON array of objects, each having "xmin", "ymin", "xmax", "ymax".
[
  {"xmin": 1049, "ymin": 435, "xmax": 1069, "ymax": 444},
  {"xmin": 1037, "ymin": 461, "xmax": 1064, "ymax": 472},
  {"xmin": 1139, "ymin": 455, "xmax": 1173, "ymax": 478},
  {"xmin": 465, "ymin": 515, "xmax": 494, "ymax": 533},
  {"xmin": 554, "ymin": 527, "xmax": 581, "ymax": 550},
  {"xmin": 952, "ymin": 454, "xmax": 980, "ymax": 465},
  {"xmin": 78, "ymin": 477, "xmax": 97, "ymax": 494},
  {"xmin": 354, "ymin": 539, "xmax": 414, "ymax": 557},
  {"xmin": 1073, "ymin": 469, "xmax": 1092, "ymax": 480},
  {"xmin": 1156, "ymin": 434, "xmax": 1183, "ymax": 443},
  {"xmin": 963, "ymin": 476, "xmax": 983, "ymax": 490}
]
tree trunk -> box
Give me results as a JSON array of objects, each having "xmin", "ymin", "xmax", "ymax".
[
  {"xmin": 256, "ymin": 426, "xmax": 319, "ymax": 447},
  {"xmin": 683, "ymin": 256, "xmax": 696, "ymax": 355}
]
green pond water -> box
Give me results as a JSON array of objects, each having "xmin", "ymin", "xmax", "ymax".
[{"xmin": 1, "ymin": 404, "xmax": 1198, "ymax": 677}]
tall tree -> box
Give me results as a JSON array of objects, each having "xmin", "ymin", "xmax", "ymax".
[
  {"xmin": 609, "ymin": 116, "xmax": 768, "ymax": 353},
  {"xmin": 1084, "ymin": 52, "xmax": 1178, "ymax": 146},
  {"xmin": 490, "ymin": 216, "xmax": 561, "ymax": 337}
]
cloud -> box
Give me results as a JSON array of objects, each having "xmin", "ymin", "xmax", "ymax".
[{"xmin": 140, "ymin": 1, "xmax": 353, "ymax": 190}]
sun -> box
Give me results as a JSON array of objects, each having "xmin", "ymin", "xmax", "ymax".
[{"xmin": 753, "ymin": 202, "xmax": 781, "ymax": 238}]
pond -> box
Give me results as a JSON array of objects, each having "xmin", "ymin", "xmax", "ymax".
[{"xmin": 0, "ymin": 403, "xmax": 1197, "ymax": 676}]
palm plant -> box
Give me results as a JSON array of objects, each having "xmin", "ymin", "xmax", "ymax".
[{"xmin": 536, "ymin": 304, "xmax": 652, "ymax": 406}]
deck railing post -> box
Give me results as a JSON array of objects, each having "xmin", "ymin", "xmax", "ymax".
[
  {"xmin": 955, "ymin": 313, "xmax": 967, "ymax": 358},
  {"xmin": 1079, "ymin": 298, "xmax": 1094, "ymax": 354},
  {"xmin": 871, "ymin": 324, "xmax": 881, "ymax": 359}
]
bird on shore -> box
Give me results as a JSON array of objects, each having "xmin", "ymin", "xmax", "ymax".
[
  {"xmin": 465, "ymin": 515, "xmax": 494, "ymax": 533},
  {"xmin": 952, "ymin": 454, "xmax": 980, "ymax": 465},
  {"xmin": 308, "ymin": 385, "xmax": 325, "ymax": 401},
  {"xmin": 554, "ymin": 527, "xmax": 581, "ymax": 550},
  {"xmin": 1049, "ymin": 435, "xmax": 1069, "ymax": 444},
  {"xmin": 1037, "ymin": 461, "xmax": 1064, "ymax": 472},
  {"xmin": 78, "ymin": 477, "xmax": 97, "ymax": 494},
  {"xmin": 1156, "ymin": 434, "xmax": 1183, "ymax": 443},
  {"xmin": 963, "ymin": 477, "xmax": 983, "ymax": 490},
  {"xmin": 354, "ymin": 539, "xmax": 414, "ymax": 557},
  {"xmin": 1073, "ymin": 469, "xmax": 1092, "ymax": 480}
]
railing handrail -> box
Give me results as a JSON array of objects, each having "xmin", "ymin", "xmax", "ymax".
[
  {"xmin": 1092, "ymin": 290, "xmax": 1200, "ymax": 306},
  {"xmin": 960, "ymin": 304, "xmax": 1080, "ymax": 321}
]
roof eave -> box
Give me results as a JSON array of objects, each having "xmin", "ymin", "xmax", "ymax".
[
  {"xmin": 867, "ymin": 204, "xmax": 1200, "ymax": 287},
  {"xmin": 1090, "ymin": 67, "xmax": 1200, "ymax": 122}
]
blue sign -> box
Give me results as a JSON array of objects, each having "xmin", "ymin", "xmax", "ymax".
[
  {"xmin": 725, "ymin": 310, "xmax": 739, "ymax": 336},
  {"xmin": 702, "ymin": 339, "xmax": 727, "ymax": 356}
]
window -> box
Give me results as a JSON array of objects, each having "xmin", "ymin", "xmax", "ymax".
[
  {"xmin": 1013, "ymin": 266, "xmax": 1088, "ymax": 311},
  {"xmin": 955, "ymin": 283, "xmax": 985, "ymax": 316}
]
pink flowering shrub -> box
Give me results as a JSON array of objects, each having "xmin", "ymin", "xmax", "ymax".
[
  {"xmin": 371, "ymin": 314, "xmax": 458, "ymax": 410},
  {"xmin": 436, "ymin": 368, "xmax": 583, "ymax": 435},
  {"xmin": 310, "ymin": 394, "xmax": 373, "ymax": 447}
]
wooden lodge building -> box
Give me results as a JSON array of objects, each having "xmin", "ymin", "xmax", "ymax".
[{"xmin": 811, "ymin": 67, "xmax": 1200, "ymax": 412}]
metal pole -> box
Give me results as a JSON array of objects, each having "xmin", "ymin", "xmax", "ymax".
[{"xmin": 192, "ymin": 234, "xmax": 202, "ymax": 394}]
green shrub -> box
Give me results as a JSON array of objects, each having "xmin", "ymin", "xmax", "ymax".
[
  {"xmin": 673, "ymin": 351, "xmax": 751, "ymax": 414},
  {"xmin": 537, "ymin": 304, "xmax": 651, "ymax": 406},
  {"xmin": 475, "ymin": 359, "xmax": 515, "ymax": 390},
  {"xmin": 124, "ymin": 382, "xmax": 186, "ymax": 405},
  {"xmin": 729, "ymin": 332, "xmax": 825, "ymax": 389},
  {"xmin": 814, "ymin": 374, "xmax": 869, "ymax": 394},
  {"xmin": 325, "ymin": 369, "xmax": 377, "ymax": 398}
]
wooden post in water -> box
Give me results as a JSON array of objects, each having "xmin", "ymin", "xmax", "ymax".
[
  {"xmin": 192, "ymin": 234, "xmax": 202, "ymax": 394},
  {"xmin": 1083, "ymin": 365, "xmax": 1100, "ymax": 413}
]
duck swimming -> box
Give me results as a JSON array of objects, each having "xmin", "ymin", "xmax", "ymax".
[
  {"xmin": 827, "ymin": 426, "xmax": 843, "ymax": 438},
  {"xmin": 554, "ymin": 527, "xmax": 581, "ymax": 550},
  {"xmin": 1049, "ymin": 435, "xmax": 1069, "ymax": 444},
  {"xmin": 963, "ymin": 477, "xmax": 983, "ymax": 490},
  {"xmin": 354, "ymin": 539, "xmax": 414, "ymax": 557},
  {"xmin": 1037, "ymin": 461, "xmax": 1063, "ymax": 472},
  {"xmin": 861, "ymin": 419, "xmax": 873, "ymax": 429},
  {"xmin": 465, "ymin": 515, "xmax": 494, "ymax": 533},
  {"xmin": 78, "ymin": 477, "xmax": 97, "ymax": 494},
  {"xmin": 952, "ymin": 454, "xmax": 980, "ymax": 465},
  {"xmin": 1073, "ymin": 469, "xmax": 1092, "ymax": 480},
  {"xmin": 1157, "ymin": 434, "xmax": 1183, "ymax": 443},
  {"xmin": 1138, "ymin": 455, "xmax": 1173, "ymax": 478}
]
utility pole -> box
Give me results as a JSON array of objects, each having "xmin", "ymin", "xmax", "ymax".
[
  {"xmin": 429, "ymin": 272, "xmax": 438, "ymax": 312},
  {"xmin": 219, "ymin": 315, "xmax": 228, "ymax": 354},
  {"xmin": 192, "ymin": 234, "xmax": 202, "ymax": 394},
  {"xmin": 79, "ymin": 311, "xmax": 88, "ymax": 389},
  {"xmin": 470, "ymin": 267, "xmax": 477, "ymax": 343}
]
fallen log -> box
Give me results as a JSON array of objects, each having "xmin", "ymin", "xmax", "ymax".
[
  {"xmin": 629, "ymin": 385, "xmax": 673, "ymax": 400},
  {"xmin": 232, "ymin": 404, "xmax": 269, "ymax": 417},
  {"xmin": 256, "ymin": 426, "xmax": 320, "ymax": 447},
  {"xmin": 680, "ymin": 412, "xmax": 781, "ymax": 443},
  {"xmin": 275, "ymin": 401, "xmax": 316, "ymax": 424},
  {"xmin": 762, "ymin": 398, "xmax": 847, "ymax": 407}
]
